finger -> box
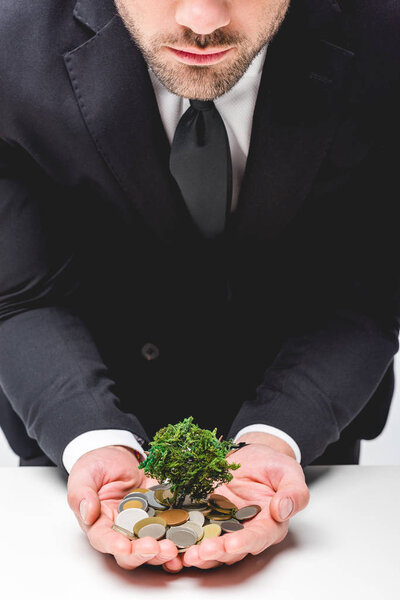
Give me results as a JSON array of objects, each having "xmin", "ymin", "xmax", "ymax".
[
  {"xmin": 197, "ymin": 537, "xmax": 226, "ymax": 562},
  {"xmin": 182, "ymin": 545, "xmax": 202, "ymax": 566},
  {"xmin": 185, "ymin": 534, "xmax": 242, "ymax": 566},
  {"xmin": 224, "ymin": 552, "xmax": 248, "ymax": 565},
  {"xmin": 114, "ymin": 553, "xmax": 151, "ymax": 570},
  {"xmin": 186, "ymin": 530, "xmax": 255, "ymax": 566},
  {"xmin": 143, "ymin": 476, "xmax": 161, "ymax": 489},
  {"xmin": 269, "ymin": 480, "xmax": 310, "ymax": 523},
  {"xmin": 131, "ymin": 537, "xmax": 161, "ymax": 560},
  {"xmin": 163, "ymin": 556, "xmax": 185, "ymax": 573},
  {"xmin": 184, "ymin": 539, "xmax": 247, "ymax": 568},
  {"xmin": 183, "ymin": 538, "xmax": 225, "ymax": 566},
  {"xmin": 184, "ymin": 559, "xmax": 223, "ymax": 570},
  {"xmin": 146, "ymin": 539, "xmax": 178, "ymax": 565},
  {"xmin": 223, "ymin": 519, "xmax": 282, "ymax": 555},
  {"xmin": 205, "ymin": 551, "xmax": 248, "ymax": 566},
  {"xmin": 271, "ymin": 523, "xmax": 289, "ymax": 545},
  {"xmin": 87, "ymin": 517, "xmax": 132, "ymax": 555},
  {"xmin": 182, "ymin": 540, "xmax": 222, "ymax": 569},
  {"xmin": 67, "ymin": 465, "xmax": 101, "ymax": 527},
  {"xmin": 114, "ymin": 538, "xmax": 161, "ymax": 569}
]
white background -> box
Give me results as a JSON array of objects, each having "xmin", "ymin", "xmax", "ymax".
[
  {"xmin": 1, "ymin": 465, "xmax": 399, "ymax": 599},
  {"xmin": 1, "ymin": 354, "xmax": 399, "ymax": 466}
]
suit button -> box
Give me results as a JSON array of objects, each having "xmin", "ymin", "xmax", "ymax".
[{"xmin": 141, "ymin": 342, "xmax": 160, "ymax": 361}]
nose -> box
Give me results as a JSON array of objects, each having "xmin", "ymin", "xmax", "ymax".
[{"xmin": 175, "ymin": 0, "xmax": 230, "ymax": 35}]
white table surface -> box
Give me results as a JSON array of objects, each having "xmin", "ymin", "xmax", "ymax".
[{"xmin": 1, "ymin": 466, "xmax": 399, "ymax": 600}]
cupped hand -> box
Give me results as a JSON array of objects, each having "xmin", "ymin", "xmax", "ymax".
[
  {"xmin": 172, "ymin": 442, "xmax": 309, "ymax": 571},
  {"xmin": 67, "ymin": 445, "xmax": 180, "ymax": 571}
]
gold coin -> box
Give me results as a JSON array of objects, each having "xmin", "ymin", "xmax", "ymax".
[
  {"xmin": 133, "ymin": 516, "xmax": 167, "ymax": 536},
  {"xmin": 122, "ymin": 500, "xmax": 144, "ymax": 510},
  {"xmin": 161, "ymin": 509, "xmax": 189, "ymax": 526},
  {"xmin": 209, "ymin": 494, "xmax": 237, "ymax": 511},
  {"xmin": 162, "ymin": 489, "xmax": 174, "ymax": 501},
  {"xmin": 208, "ymin": 505, "xmax": 233, "ymax": 515},
  {"xmin": 202, "ymin": 524, "xmax": 221, "ymax": 539},
  {"xmin": 207, "ymin": 511, "xmax": 232, "ymax": 521},
  {"xmin": 126, "ymin": 488, "xmax": 149, "ymax": 494},
  {"xmin": 154, "ymin": 488, "xmax": 174, "ymax": 506},
  {"xmin": 154, "ymin": 489, "xmax": 164, "ymax": 503},
  {"xmin": 199, "ymin": 508, "xmax": 213, "ymax": 516}
]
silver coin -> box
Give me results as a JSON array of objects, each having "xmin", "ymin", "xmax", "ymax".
[
  {"xmin": 234, "ymin": 505, "xmax": 261, "ymax": 521},
  {"xmin": 122, "ymin": 492, "xmax": 149, "ymax": 502},
  {"xmin": 149, "ymin": 483, "xmax": 171, "ymax": 491},
  {"xmin": 166, "ymin": 527, "xmax": 198, "ymax": 548},
  {"xmin": 118, "ymin": 496, "xmax": 148, "ymax": 512},
  {"xmin": 115, "ymin": 508, "xmax": 149, "ymax": 532},
  {"xmin": 145, "ymin": 490, "xmax": 168, "ymax": 510},
  {"xmin": 188, "ymin": 511, "xmax": 205, "ymax": 527},
  {"xmin": 112, "ymin": 524, "xmax": 136, "ymax": 540},
  {"xmin": 220, "ymin": 520, "xmax": 245, "ymax": 533},
  {"xmin": 137, "ymin": 523, "xmax": 166, "ymax": 540},
  {"xmin": 146, "ymin": 507, "xmax": 156, "ymax": 518},
  {"xmin": 179, "ymin": 521, "xmax": 204, "ymax": 541}
]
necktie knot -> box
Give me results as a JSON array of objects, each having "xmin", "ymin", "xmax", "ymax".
[{"xmin": 190, "ymin": 99, "xmax": 215, "ymax": 112}]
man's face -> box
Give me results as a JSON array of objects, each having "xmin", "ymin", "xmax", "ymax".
[{"xmin": 114, "ymin": 0, "xmax": 290, "ymax": 100}]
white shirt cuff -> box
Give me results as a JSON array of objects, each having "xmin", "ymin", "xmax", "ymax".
[
  {"xmin": 233, "ymin": 424, "xmax": 302, "ymax": 463},
  {"xmin": 62, "ymin": 429, "xmax": 147, "ymax": 473}
]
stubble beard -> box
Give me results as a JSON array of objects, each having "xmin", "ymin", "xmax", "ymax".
[{"xmin": 115, "ymin": 0, "xmax": 290, "ymax": 100}]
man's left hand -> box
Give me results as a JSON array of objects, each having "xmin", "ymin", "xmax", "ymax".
[{"xmin": 162, "ymin": 433, "xmax": 309, "ymax": 572}]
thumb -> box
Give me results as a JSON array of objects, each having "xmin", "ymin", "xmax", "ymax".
[
  {"xmin": 67, "ymin": 462, "xmax": 102, "ymax": 527},
  {"xmin": 269, "ymin": 481, "xmax": 310, "ymax": 523}
]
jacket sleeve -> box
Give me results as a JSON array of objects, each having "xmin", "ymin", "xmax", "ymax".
[
  {"xmin": 228, "ymin": 303, "xmax": 399, "ymax": 466},
  {"xmin": 228, "ymin": 90, "xmax": 400, "ymax": 466},
  {"xmin": 0, "ymin": 139, "xmax": 149, "ymax": 467}
]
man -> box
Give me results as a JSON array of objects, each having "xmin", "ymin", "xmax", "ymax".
[{"xmin": 0, "ymin": 0, "xmax": 399, "ymax": 572}]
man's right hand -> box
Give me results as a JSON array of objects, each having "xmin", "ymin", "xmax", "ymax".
[{"xmin": 67, "ymin": 445, "xmax": 180, "ymax": 571}]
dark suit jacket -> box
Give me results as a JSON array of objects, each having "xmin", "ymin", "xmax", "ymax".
[{"xmin": 0, "ymin": 0, "xmax": 399, "ymax": 468}]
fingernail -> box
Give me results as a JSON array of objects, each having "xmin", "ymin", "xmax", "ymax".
[
  {"xmin": 279, "ymin": 497, "xmax": 294, "ymax": 520},
  {"xmin": 80, "ymin": 499, "xmax": 88, "ymax": 524},
  {"xmin": 137, "ymin": 553, "xmax": 156, "ymax": 559}
]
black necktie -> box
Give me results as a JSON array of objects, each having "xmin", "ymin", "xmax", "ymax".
[{"xmin": 169, "ymin": 99, "xmax": 232, "ymax": 239}]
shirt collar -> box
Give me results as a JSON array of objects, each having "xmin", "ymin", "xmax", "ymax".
[{"xmin": 242, "ymin": 43, "xmax": 268, "ymax": 79}]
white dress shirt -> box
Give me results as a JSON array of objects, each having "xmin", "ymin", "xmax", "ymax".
[{"xmin": 62, "ymin": 45, "xmax": 301, "ymax": 473}]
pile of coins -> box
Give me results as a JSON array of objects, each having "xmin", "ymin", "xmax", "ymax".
[{"xmin": 112, "ymin": 485, "xmax": 261, "ymax": 552}]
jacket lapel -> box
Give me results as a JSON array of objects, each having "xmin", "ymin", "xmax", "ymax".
[
  {"xmin": 227, "ymin": 0, "xmax": 355, "ymax": 245},
  {"xmin": 65, "ymin": 0, "xmax": 354, "ymax": 248},
  {"xmin": 64, "ymin": 2, "xmax": 201, "ymax": 246}
]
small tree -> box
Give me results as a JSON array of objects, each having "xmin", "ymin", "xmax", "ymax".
[{"xmin": 138, "ymin": 417, "xmax": 240, "ymax": 507}]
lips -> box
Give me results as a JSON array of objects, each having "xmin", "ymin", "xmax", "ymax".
[
  {"xmin": 171, "ymin": 46, "xmax": 230, "ymax": 55},
  {"xmin": 166, "ymin": 46, "xmax": 232, "ymax": 65}
]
